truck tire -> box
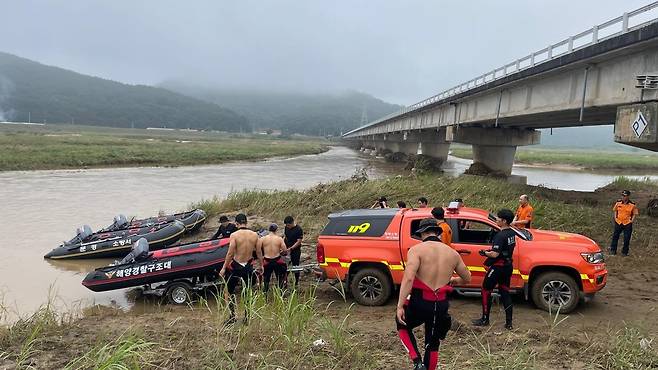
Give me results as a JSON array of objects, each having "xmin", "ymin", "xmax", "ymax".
[
  {"xmin": 531, "ymin": 272, "xmax": 579, "ymax": 314},
  {"xmin": 166, "ymin": 281, "xmax": 193, "ymax": 305},
  {"xmin": 350, "ymin": 268, "xmax": 392, "ymax": 306}
]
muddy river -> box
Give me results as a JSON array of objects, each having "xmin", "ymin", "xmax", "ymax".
[{"xmin": 1, "ymin": 146, "xmax": 656, "ymax": 319}]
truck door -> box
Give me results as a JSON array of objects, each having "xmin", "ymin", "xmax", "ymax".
[
  {"xmin": 399, "ymin": 216, "xmax": 425, "ymax": 266},
  {"xmin": 450, "ymin": 218, "xmax": 499, "ymax": 288}
]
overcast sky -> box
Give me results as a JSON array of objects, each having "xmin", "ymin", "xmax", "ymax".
[{"xmin": 1, "ymin": 0, "xmax": 653, "ymax": 104}]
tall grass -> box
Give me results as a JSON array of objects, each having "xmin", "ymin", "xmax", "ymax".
[
  {"xmin": 64, "ymin": 334, "xmax": 156, "ymax": 370},
  {"xmin": 593, "ymin": 326, "xmax": 658, "ymax": 370},
  {"xmin": 199, "ymin": 282, "xmax": 370, "ymax": 369},
  {"xmin": 1, "ymin": 294, "xmax": 66, "ymax": 369},
  {"xmin": 608, "ymin": 176, "xmax": 658, "ymax": 190},
  {"xmin": 190, "ymin": 173, "xmax": 658, "ymax": 256}
]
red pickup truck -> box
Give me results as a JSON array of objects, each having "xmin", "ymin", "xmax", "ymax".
[{"xmin": 317, "ymin": 206, "xmax": 607, "ymax": 313}]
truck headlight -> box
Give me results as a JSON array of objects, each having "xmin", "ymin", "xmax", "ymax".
[{"xmin": 581, "ymin": 252, "xmax": 604, "ymax": 264}]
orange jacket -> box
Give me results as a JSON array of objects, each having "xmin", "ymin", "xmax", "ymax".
[
  {"xmin": 515, "ymin": 204, "xmax": 534, "ymax": 229},
  {"xmin": 613, "ymin": 200, "xmax": 638, "ymax": 225},
  {"xmin": 438, "ymin": 221, "xmax": 452, "ymax": 246}
]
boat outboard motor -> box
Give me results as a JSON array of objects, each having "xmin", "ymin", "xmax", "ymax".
[
  {"xmin": 118, "ymin": 238, "xmax": 150, "ymax": 265},
  {"xmin": 76, "ymin": 225, "xmax": 94, "ymax": 242},
  {"xmin": 111, "ymin": 214, "xmax": 129, "ymax": 231}
]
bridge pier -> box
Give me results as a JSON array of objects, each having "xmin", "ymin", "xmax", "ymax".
[
  {"xmin": 615, "ymin": 102, "xmax": 658, "ymax": 151},
  {"xmin": 447, "ymin": 126, "xmax": 540, "ymax": 176}
]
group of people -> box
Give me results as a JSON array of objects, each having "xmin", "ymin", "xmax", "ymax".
[
  {"xmin": 393, "ymin": 189, "xmax": 640, "ymax": 370},
  {"xmin": 211, "ymin": 213, "xmax": 304, "ymax": 324},
  {"xmin": 372, "ymin": 195, "xmax": 528, "ymax": 370}
]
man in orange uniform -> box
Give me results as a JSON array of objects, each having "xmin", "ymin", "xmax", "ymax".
[
  {"xmin": 431, "ymin": 207, "xmax": 452, "ymax": 246},
  {"xmin": 511, "ymin": 194, "xmax": 533, "ymax": 229},
  {"xmin": 609, "ymin": 190, "xmax": 639, "ymax": 257}
]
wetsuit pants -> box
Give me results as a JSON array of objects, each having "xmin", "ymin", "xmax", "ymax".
[
  {"xmin": 395, "ymin": 289, "xmax": 451, "ymax": 370},
  {"xmin": 225, "ymin": 260, "xmax": 255, "ymax": 318},
  {"xmin": 289, "ymin": 248, "xmax": 301, "ymax": 285},
  {"xmin": 263, "ymin": 256, "xmax": 287, "ymax": 292},
  {"xmin": 610, "ymin": 222, "xmax": 632, "ymax": 255},
  {"xmin": 481, "ymin": 263, "xmax": 513, "ymax": 323}
]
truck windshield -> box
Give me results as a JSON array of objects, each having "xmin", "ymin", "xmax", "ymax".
[{"xmin": 512, "ymin": 227, "xmax": 532, "ymax": 241}]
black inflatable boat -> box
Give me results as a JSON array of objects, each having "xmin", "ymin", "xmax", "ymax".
[
  {"xmin": 44, "ymin": 221, "xmax": 186, "ymax": 260},
  {"xmin": 82, "ymin": 237, "xmax": 229, "ymax": 292},
  {"xmin": 101, "ymin": 209, "xmax": 207, "ymax": 233}
]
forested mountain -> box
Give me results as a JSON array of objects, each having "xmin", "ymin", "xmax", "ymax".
[
  {"xmin": 160, "ymin": 81, "xmax": 402, "ymax": 136},
  {"xmin": 0, "ymin": 52, "xmax": 248, "ymax": 131}
]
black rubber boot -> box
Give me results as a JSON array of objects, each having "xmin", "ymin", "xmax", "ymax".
[
  {"xmin": 505, "ymin": 321, "xmax": 513, "ymax": 330},
  {"xmin": 223, "ymin": 316, "xmax": 236, "ymax": 327},
  {"xmin": 412, "ymin": 359, "xmax": 427, "ymax": 370},
  {"xmin": 472, "ymin": 317, "xmax": 490, "ymax": 326}
]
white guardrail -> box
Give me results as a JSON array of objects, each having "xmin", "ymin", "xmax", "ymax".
[{"xmin": 344, "ymin": 1, "xmax": 658, "ymax": 136}]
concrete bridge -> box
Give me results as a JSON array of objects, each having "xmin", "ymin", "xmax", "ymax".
[{"xmin": 344, "ymin": 3, "xmax": 658, "ymax": 175}]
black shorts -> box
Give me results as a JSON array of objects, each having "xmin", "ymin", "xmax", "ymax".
[
  {"xmin": 225, "ymin": 259, "xmax": 255, "ymax": 294},
  {"xmin": 395, "ymin": 289, "xmax": 452, "ymax": 342}
]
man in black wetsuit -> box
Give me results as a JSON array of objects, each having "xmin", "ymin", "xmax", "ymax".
[
  {"xmin": 219, "ymin": 213, "xmax": 263, "ymax": 324},
  {"xmin": 212, "ymin": 215, "xmax": 238, "ymax": 239},
  {"xmin": 396, "ymin": 218, "xmax": 471, "ymax": 370},
  {"xmin": 283, "ymin": 215, "xmax": 303, "ymax": 287},
  {"xmin": 472, "ymin": 209, "xmax": 516, "ymax": 330}
]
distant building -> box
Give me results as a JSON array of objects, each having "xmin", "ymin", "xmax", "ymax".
[{"xmin": 259, "ymin": 129, "xmax": 282, "ymax": 136}]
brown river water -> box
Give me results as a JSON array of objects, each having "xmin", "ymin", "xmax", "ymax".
[{"xmin": 1, "ymin": 146, "xmax": 656, "ymax": 321}]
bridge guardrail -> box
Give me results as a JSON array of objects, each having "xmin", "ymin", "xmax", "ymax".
[{"xmin": 344, "ymin": 1, "xmax": 658, "ymax": 137}]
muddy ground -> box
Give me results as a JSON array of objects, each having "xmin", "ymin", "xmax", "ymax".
[{"xmin": 2, "ymin": 185, "xmax": 657, "ymax": 369}]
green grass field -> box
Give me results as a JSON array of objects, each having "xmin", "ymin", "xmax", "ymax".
[
  {"xmin": 0, "ymin": 124, "xmax": 329, "ymax": 171},
  {"xmin": 450, "ymin": 145, "xmax": 658, "ymax": 171}
]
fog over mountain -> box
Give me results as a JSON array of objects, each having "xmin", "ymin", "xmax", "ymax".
[{"xmin": 0, "ymin": 1, "xmax": 649, "ymax": 142}]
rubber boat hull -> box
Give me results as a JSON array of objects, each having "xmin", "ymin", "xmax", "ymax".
[
  {"xmin": 125, "ymin": 209, "xmax": 207, "ymax": 233},
  {"xmin": 82, "ymin": 238, "xmax": 229, "ymax": 292},
  {"xmin": 44, "ymin": 221, "xmax": 186, "ymax": 260}
]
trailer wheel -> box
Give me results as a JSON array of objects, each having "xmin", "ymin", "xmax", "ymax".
[
  {"xmin": 167, "ymin": 282, "xmax": 192, "ymax": 305},
  {"xmin": 350, "ymin": 268, "xmax": 392, "ymax": 306}
]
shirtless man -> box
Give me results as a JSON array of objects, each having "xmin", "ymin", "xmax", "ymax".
[
  {"xmin": 258, "ymin": 223, "xmax": 288, "ymax": 293},
  {"xmin": 396, "ymin": 218, "xmax": 471, "ymax": 370},
  {"xmin": 219, "ymin": 213, "xmax": 263, "ymax": 324}
]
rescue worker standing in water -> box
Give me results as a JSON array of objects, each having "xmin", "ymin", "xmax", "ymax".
[
  {"xmin": 472, "ymin": 209, "xmax": 516, "ymax": 330},
  {"xmin": 396, "ymin": 218, "xmax": 471, "ymax": 370},
  {"xmin": 609, "ymin": 190, "xmax": 639, "ymax": 256}
]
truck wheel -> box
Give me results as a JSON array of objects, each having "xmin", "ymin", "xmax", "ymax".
[
  {"xmin": 350, "ymin": 268, "xmax": 392, "ymax": 306},
  {"xmin": 531, "ymin": 272, "xmax": 579, "ymax": 314},
  {"xmin": 167, "ymin": 282, "xmax": 193, "ymax": 305}
]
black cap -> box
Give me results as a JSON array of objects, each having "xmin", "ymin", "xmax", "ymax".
[
  {"xmin": 621, "ymin": 190, "xmax": 631, "ymax": 196},
  {"xmin": 453, "ymin": 198, "xmax": 463, "ymax": 203},
  {"xmin": 235, "ymin": 213, "xmax": 247, "ymax": 224},
  {"xmin": 219, "ymin": 215, "xmax": 229, "ymax": 223},
  {"xmin": 269, "ymin": 223, "xmax": 278, "ymax": 232},
  {"xmin": 415, "ymin": 218, "xmax": 442, "ymax": 236}
]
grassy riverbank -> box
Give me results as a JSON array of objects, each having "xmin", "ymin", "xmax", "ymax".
[
  {"xmin": 0, "ymin": 124, "xmax": 328, "ymax": 171},
  {"xmin": 3, "ymin": 174, "xmax": 658, "ymax": 369},
  {"xmin": 450, "ymin": 145, "xmax": 658, "ymax": 171}
]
